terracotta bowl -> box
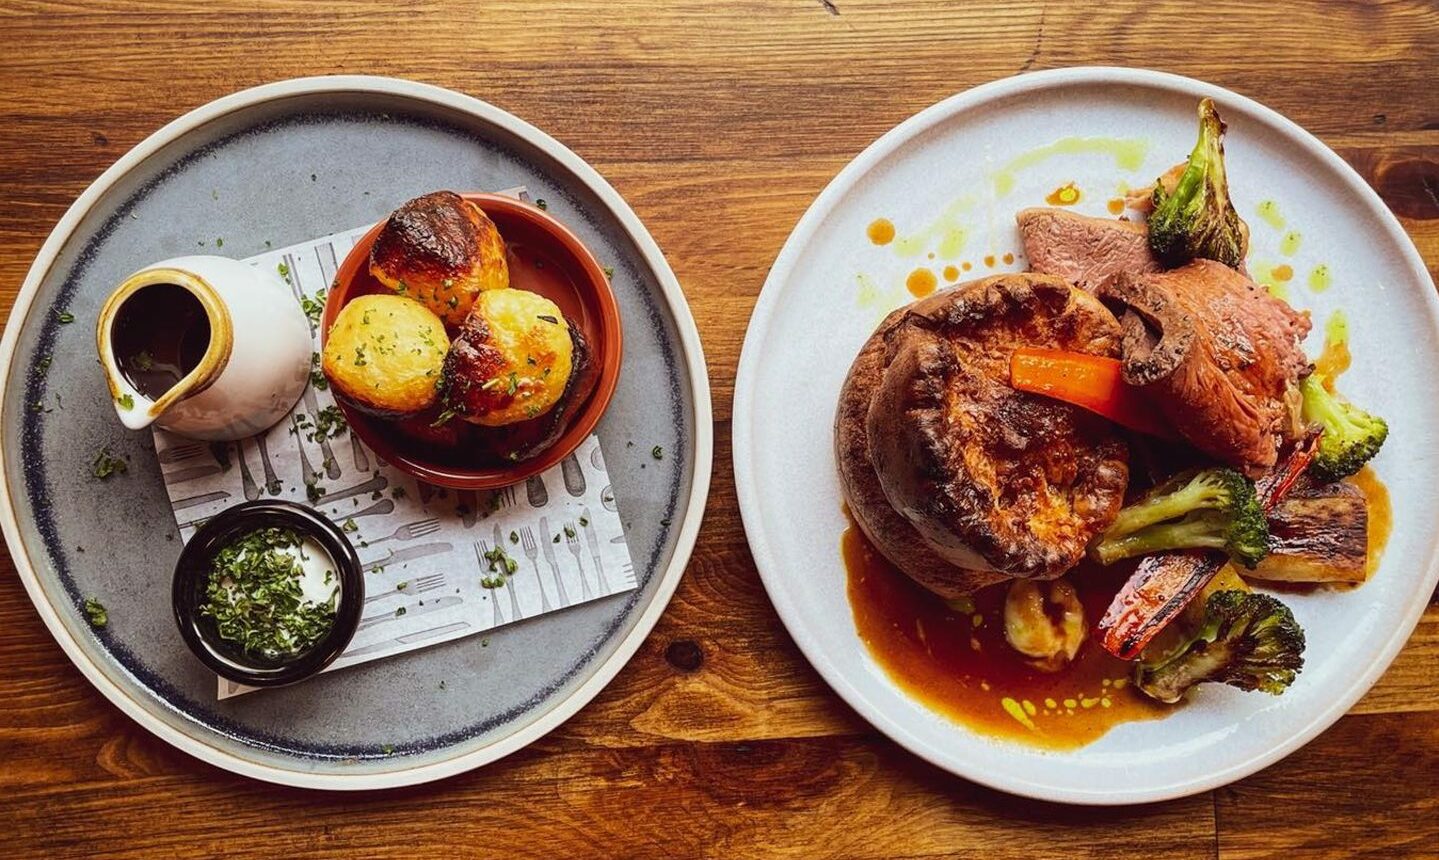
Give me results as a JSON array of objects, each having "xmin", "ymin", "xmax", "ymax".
[{"xmin": 323, "ymin": 193, "xmax": 622, "ymax": 489}]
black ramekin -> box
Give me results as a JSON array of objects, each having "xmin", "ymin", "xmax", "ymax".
[{"xmin": 173, "ymin": 500, "xmax": 364, "ymax": 687}]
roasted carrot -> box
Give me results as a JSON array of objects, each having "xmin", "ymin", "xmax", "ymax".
[
  {"xmin": 1009, "ymin": 348, "xmax": 1175, "ymax": 438},
  {"xmin": 1097, "ymin": 430, "xmax": 1323, "ymax": 660}
]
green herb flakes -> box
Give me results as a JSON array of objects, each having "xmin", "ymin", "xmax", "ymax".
[
  {"xmin": 83, "ymin": 597, "xmax": 108, "ymax": 629},
  {"xmin": 309, "ymin": 352, "xmax": 329, "ymax": 390},
  {"xmin": 198, "ymin": 527, "xmax": 336, "ymax": 661},
  {"xmin": 342, "ymin": 518, "xmax": 358, "ymax": 533},
  {"xmin": 91, "ymin": 447, "xmax": 128, "ymax": 479},
  {"xmin": 56, "ymin": 310, "xmax": 75, "ymax": 324},
  {"xmin": 132, "ymin": 350, "xmax": 154, "ymax": 371},
  {"xmin": 536, "ymin": 198, "xmax": 548, "ymax": 210},
  {"xmin": 116, "ymin": 393, "xmax": 134, "ymax": 410},
  {"xmin": 651, "ymin": 445, "xmax": 664, "ymax": 460},
  {"xmin": 509, "ymin": 531, "xmax": 519, "ymax": 544}
]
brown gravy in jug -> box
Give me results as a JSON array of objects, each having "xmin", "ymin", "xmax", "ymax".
[{"xmin": 112, "ymin": 283, "xmax": 211, "ymax": 399}]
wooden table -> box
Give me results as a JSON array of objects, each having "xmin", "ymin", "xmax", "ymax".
[{"xmin": 3, "ymin": 2, "xmax": 1436, "ymax": 856}]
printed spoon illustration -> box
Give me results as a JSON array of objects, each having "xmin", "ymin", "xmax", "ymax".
[
  {"xmin": 254, "ymin": 432, "xmax": 281, "ymax": 494},
  {"xmin": 291, "ymin": 414, "xmax": 320, "ymax": 491},
  {"xmin": 234, "ymin": 440, "xmax": 260, "ymax": 501},
  {"xmin": 582, "ymin": 506, "xmax": 609, "ymax": 591},
  {"xmin": 325, "ymin": 473, "xmax": 388, "ymax": 505},
  {"xmin": 350, "ymin": 498, "xmax": 395, "ymax": 520},
  {"xmin": 350, "ymin": 432, "xmax": 369, "ymax": 471},
  {"xmin": 561, "ymin": 453, "xmax": 586, "ymax": 497},
  {"xmin": 526, "ymin": 473, "xmax": 548, "ymax": 508}
]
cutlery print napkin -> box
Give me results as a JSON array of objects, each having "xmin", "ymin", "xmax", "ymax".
[{"xmin": 149, "ymin": 188, "xmax": 639, "ymax": 699}]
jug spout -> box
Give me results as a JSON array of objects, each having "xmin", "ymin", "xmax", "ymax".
[{"xmin": 95, "ymin": 265, "xmax": 232, "ymax": 435}]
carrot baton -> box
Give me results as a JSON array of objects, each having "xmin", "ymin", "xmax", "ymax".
[
  {"xmin": 1010, "ymin": 347, "xmax": 1177, "ymax": 438},
  {"xmin": 1098, "ymin": 429, "xmax": 1323, "ymax": 660}
]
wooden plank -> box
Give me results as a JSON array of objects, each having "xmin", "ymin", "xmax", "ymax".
[
  {"xmin": 4, "ymin": 733, "xmax": 1217, "ymax": 860},
  {"xmin": 1216, "ymin": 710, "xmax": 1439, "ymax": 858}
]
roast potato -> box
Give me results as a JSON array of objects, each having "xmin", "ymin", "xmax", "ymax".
[
  {"xmin": 322, "ymin": 294, "xmax": 449, "ymax": 416},
  {"xmin": 838, "ymin": 273, "xmax": 1129, "ymax": 594},
  {"xmin": 369, "ymin": 190, "xmax": 509, "ymax": 326},
  {"xmin": 440, "ymin": 288, "xmax": 574, "ymax": 427}
]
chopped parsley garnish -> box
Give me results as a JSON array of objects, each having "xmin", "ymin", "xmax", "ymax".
[
  {"xmin": 602, "ymin": 265, "xmax": 614, "ymax": 280},
  {"xmin": 536, "ymin": 198, "xmax": 548, "ymax": 210},
  {"xmin": 579, "ymin": 516, "xmax": 589, "ymax": 527},
  {"xmin": 651, "ymin": 445, "xmax": 664, "ymax": 460},
  {"xmin": 506, "ymin": 372, "xmax": 518, "ymax": 395},
  {"xmin": 305, "ymin": 481, "xmax": 326, "ymax": 504},
  {"xmin": 479, "ymin": 545, "xmax": 519, "ymax": 589},
  {"xmin": 430, "ymin": 408, "xmax": 457, "ymax": 428},
  {"xmin": 83, "ymin": 597, "xmax": 107, "ymax": 629},
  {"xmin": 536, "ymin": 314, "xmax": 558, "ymax": 324},
  {"xmin": 298, "ymin": 288, "xmax": 327, "ymax": 327},
  {"xmin": 132, "ymin": 350, "xmax": 154, "ymax": 371},
  {"xmin": 198, "ymin": 527, "xmax": 336, "ymax": 661},
  {"xmin": 396, "ymin": 581, "xmax": 408, "ymax": 591},
  {"xmin": 391, "ymin": 487, "xmax": 407, "ymax": 500},
  {"xmin": 91, "ymin": 447, "xmax": 128, "ymax": 479},
  {"xmin": 277, "ymin": 261, "xmax": 292, "ymax": 283},
  {"xmin": 56, "ymin": 310, "xmax": 74, "ymax": 324},
  {"xmin": 116, "ymin": 393, "xmax": 134, "ymax": 410},
  {"xmin": 215, "ymin": 237, "xmax": 224, "ymax": 248},
  {"xmin": 509, "ymin": 531, "xmax": 518, "ymax": 544},
  {"xmin": 354, "ymin": 344, "xmax": 367, "ymax": 366},
  {"xmin": 309, "ymin": 352, "xmax": 329, "ymax": 390},
  {"xmin": 342, "ymin": 518, "xmax": 358, "ymax": 533},
  {"xmin": 564, "ymin": 525, "xmax": 576, "ymax": 539},
  {"xmin": 310, "ymin": 405, "xmax": 347, "ymax": 442},
  {"xmin": 395, "ymin": 606, "xmax": 406, "ymax": 617}
]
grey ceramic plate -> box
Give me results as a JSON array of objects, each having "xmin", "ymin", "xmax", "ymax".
[{"xmin": 0, "ymin": 76, "xmax": 712, "ymax": 789}]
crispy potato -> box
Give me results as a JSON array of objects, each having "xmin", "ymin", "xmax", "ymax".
[
  {"xmin": 440, "ymin": 289, "xmax": 575, "ymax": 427},
  {"xmin": 369, "ymin": 191, "xmax": 509, "ymax": 325},
  {"xmin": 322, "ymin": 294, "xmax": 449, "ymax": 416}
]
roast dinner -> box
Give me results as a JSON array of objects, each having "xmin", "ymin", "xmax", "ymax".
[{"xmin": 838, "ymin": 100, "xmax": 1389, "ymax": 743}]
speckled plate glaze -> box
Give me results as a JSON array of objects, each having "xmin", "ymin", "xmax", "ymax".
[
  {"xmin": 734, "ymin": 67, "xmax": 1439, "ymax": 804},
  {"xmin": 0, "ymin": 76, "xmax": 711, "ymax": 789}
]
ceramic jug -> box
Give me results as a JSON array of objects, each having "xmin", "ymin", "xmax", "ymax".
[{"xmin": 95, "ymin": 255, "xmax": 311, "ymax": 441}]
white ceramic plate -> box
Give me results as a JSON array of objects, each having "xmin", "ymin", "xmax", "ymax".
[{"xmin": 733, "ymin": 67, "xmax": 1439, "ymax": 804}]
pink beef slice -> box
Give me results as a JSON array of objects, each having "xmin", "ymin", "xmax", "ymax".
[
  {"xmin": 1099, "ymin": 260, "xmax": 1313, "ymax": 474},
  {"xmin": 1016, "ymin": 207, "xmax": 1162, "ymax": 292}
]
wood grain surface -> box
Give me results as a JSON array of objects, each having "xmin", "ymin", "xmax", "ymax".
[{"xmin": 3, "ymin": 1, "xmax": 1438, "ymax": 857}]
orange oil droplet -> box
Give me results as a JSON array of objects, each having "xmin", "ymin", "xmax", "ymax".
[
  {"xmin": 1271, "ymin": 264, "xmax": 1294, "ymax": 282},
  {"xmin": 867, "ymin": 218, "xmax": 895, "ymax": 245},
  {"xmin": 943, "ymin": 265, "xmax": 959, "ymax": 281},
  {"xmin": 1045, "ymin": 182, "xmax": 1082, "ymax": 206},
  {"xmin": 1107, "ymin": 198, "xmax": 1125, "ymax": 215},
  {"xmin": 961, "ymin": 261, "xmax": 973, "ymax": 271},
  {"xmin": 983, "ymin": 255, "xmax": 996, "ymax": 267},
  {"xmin": 906, "ymin": 268, "xmax": 938, "ymax": 297},
  {"xmin": 1002, "ymin": 252, "xmax": 1015, "ymax": 265}
]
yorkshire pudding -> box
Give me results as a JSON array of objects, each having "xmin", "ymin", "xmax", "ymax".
[{"xmin": 837, "ymin": 274, "xmax": 1130, "ymax": 596}]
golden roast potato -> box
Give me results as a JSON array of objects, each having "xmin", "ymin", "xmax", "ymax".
[
  {"xmin": 440, "ymin": 288, "xmax": 574, "ymax": 427},
  {"xmin": 369, "ymin": 190, "xmax": 509, "ymax": 326},
  {"xmin": 322, "ymin": 294, "xmax": 449, "ymax": 416}
]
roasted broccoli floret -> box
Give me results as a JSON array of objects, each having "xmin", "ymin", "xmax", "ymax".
[
  {"xmin": 1135, "ymin": 590, "xmax": 1305, "ymax": 704},
  {"xmin": 1300, "ymin": 373, "xmax": 1388, "ymax": 483},
  {"xmin": 1090, "ymin": 468, "xmax": 1269, "ymax": 568},
  {"xmin": 1148, "ymin": 98, "xmax": 1247, "ymax": 269}
]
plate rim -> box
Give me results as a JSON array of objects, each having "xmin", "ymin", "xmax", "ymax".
[
  {"xmin": 0, "ymin": 74, "xmax": 714, "ymax": 790},
  {"xmin": 731, "ymin": 65, "xmax": 1439, "ymax": 805}
]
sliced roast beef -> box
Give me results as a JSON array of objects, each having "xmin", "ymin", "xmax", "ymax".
[
  {"xmin": 1016, "ymin": 208, "xmax": 1162, "ymax": 292},
  {"xmin": 1099, "ymin": 260, "xmax": 1311, "ymax": 473}
]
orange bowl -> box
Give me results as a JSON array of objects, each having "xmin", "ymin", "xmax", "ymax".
[{"xmin": 322, "ymin": 193, "xmax": 622, "ymax": 489}]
